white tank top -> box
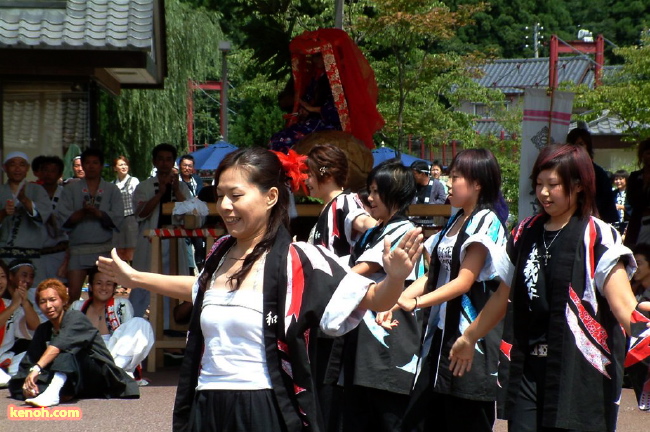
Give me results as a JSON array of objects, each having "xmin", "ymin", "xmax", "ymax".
[
  {"xmin": 436, "ymin": 231, "xmax": 458, "ymax": 330},
  {"xmin": 196, "ymin": 288, "xmax": 272, "ymax": 390}
]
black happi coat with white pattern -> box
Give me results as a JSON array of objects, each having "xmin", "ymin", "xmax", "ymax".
[{"xmin": 500, "ymin": 214, "xmax": 633, "ymax": 432}]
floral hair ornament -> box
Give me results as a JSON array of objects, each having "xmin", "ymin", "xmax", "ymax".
[{"xmin": 271, "ymin": 149, "xmax": 309, "ymax": 195}]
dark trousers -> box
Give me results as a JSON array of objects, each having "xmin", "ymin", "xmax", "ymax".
[
  {"xmin": 9, "ymin": 351, "xmax": 111, "ymax": 400},
  {"xmin": 403, "ymin": 386, "xmax": 495, "ymax": 432},
  {"xmin": 186, "ymin": 237, "xmax": 206, "ymax": 271},
  {"xmin": 314, "ymin": 336, "xmax": 343, "ymax": 432},
  {"xmin": 626, "ymin": 361, "xmax": 650, "ymax": 407},
  {"xmin": 508, "ymin": 355, "xmax": 577, "ymax": 432},
  {"xmin": 342, "ymin": 385, "xmax": 409, "ymax": 432}
]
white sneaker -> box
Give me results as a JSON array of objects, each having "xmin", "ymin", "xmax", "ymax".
[
  {"xmin": 25, "ymin": 391, "xmax": 60, "ymax": 408},
  {"xmin": 0, "ymin": 369, "xmax": 10, "ymax": 388}
]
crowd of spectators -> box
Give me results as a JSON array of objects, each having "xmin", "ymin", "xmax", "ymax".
[{"xmin": 0, "ymin": 134, "xmax": 649, "ymax": 429}]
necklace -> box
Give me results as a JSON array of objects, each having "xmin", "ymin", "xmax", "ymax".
[
  {"xmin": 542, "ymin": 228, "xmax": 563, "ymax": 266},
  {"xmin": 210, "ymin": 245, "xmax": 266, "ymax": 291},
  {"xmin": 89, "ymin": 304, "xmax": 105, "ymax": 324}
]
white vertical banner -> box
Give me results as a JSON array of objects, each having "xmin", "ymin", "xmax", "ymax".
[{"xmin": 518, "ymin": 88, "xmax": 574, "ymax": 221}]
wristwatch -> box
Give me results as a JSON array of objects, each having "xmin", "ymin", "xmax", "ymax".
[{"xmin": 29, "ymin": 364, "xmax": 42, "ymax": 374}]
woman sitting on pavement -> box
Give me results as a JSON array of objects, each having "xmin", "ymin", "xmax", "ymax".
[
  {"xmin": 8, "ymin": 278, "xmax": 139, "ymax": 407},
  {"xmin": 0, "ymin": 260, "xmax": 35, "ymax": 387},
  {"xmin": 4, "ymin": 259, "xmax": 42, "ymax": 350},
  {"xmin": 97, "ymin": 147, "xmax": 423, "ymax": 432},
  {"xmin": 71, "ymin": 266, "xmax": 153, "ymax": 383}
]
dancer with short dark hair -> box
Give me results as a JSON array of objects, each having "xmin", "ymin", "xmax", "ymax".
[{"xmin": 396, "ymin": 149, "xmax": 512, "ymax": 432}]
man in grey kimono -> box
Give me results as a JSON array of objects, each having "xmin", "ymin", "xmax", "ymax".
[
  {"xmin": 39, "ymin": 156, "xmax": 69, "ymax": 282},
  {"xmin": 130, "ymin": 143, "xmax": 190, "ymax": 318},
  {"xmin": 0, "ymin": 152, "xmax": 51, "ymax": 284},
  {"xmin": 57, "ymin": 148, "xmax": 123, "ymax": 302}
]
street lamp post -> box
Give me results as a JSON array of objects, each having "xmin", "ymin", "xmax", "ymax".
[{"xmin": 219, "ymin": 40, "xmax": 231, "ymax": 141}]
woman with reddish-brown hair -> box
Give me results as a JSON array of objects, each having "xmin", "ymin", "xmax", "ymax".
[
  {"xmin": 449, "ymin": 144, "xmax": 650, "ymax": 432},
  {"xmin": 7, "ymin": 278, "xmax": 138, "ymax": 407},
  {"xmin": 305, "ymin": 143, "xmax": 376, "ymax": 260},
  {"xmin": 305, "ymin": 143, "xmax": 377, "ymax": 431}
]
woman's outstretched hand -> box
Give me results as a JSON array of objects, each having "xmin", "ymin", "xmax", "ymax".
[
  {"xmin": 382, "ymin": 228, "xmax": 423, "ymax": 282},
  {"xmin": 97, "ymin": 248, "xmax": 137, "ymax": 288},
  {"xmin": 449, "ymin": 334, "xmax": 477, "ymax": 377}
]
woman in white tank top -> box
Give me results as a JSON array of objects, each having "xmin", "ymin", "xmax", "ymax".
[{"xmin": 98, "ymin": 148, "xmax": 424, "ymax": 432}]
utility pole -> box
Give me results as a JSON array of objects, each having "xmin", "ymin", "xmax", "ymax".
[
  {"xmin": 218, "ymin": 41, "xmax": 231, "ymax": 141},
  {"xmin": 334, "ymin": 0, "xmax": 344, "ymax": 29},
  {"xmin": 525, "ymin": 23, "xmax": 544, "ymax": 58}
]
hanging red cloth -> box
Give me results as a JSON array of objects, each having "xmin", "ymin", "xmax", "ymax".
[{"xmin": 288, "ymin": 28, "xmax": 384, "ymax": 150}]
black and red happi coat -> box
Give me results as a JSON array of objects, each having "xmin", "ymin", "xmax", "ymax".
[
  {"xmin": 173, "ymin": 226, "xmax": 363, "ymax": 432},
  {"xmin": 500, "ymin": 214, "xmax": 635, "ymax": 431}
]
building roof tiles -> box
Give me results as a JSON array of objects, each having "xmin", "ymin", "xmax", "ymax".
[
  {"xmin": 0, "ymin": 0, "xmax": 154, "ymax": 50},
  {"xmin": 474, "ymin": 56, "xmax": 593, "ymax": 93}
]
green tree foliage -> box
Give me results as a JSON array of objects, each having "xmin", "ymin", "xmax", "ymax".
[
  {"xmin": 228, "ymin": 50, "xmax": 288, "ymax": 147},
  {"xmin": 569, "ymin": 0, "xmax": 650, "ymax": 56},
  {"xmin": 191, "ymin": 88, "xmax": 222, "ymax": 147},
  {"xmin": 442, "ymin": 0, "xmax": 574, "ymax": 58},
  {"xmin": 350, "ymin": 0, "xmax": 504, "ymax": 149},
  {"xmin": 576, "ymin": 33, "xmax": 650, "ymax": 140},
  {"xmin": 185, "ymin": 0, "xmax": 335, "ymax": 78},
  {"xmin": 98, "ymin": 0, "xmax": 223, "ymax": 180},
  {"xmin": 442, "ymin": 0, "xmax": 650, "ymax": 60}
]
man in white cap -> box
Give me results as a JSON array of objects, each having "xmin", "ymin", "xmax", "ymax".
[{"xmin": 0, "ymin": 152, "xmax": 51, "ymax": 284}]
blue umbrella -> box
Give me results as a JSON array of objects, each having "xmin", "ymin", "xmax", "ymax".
[
  {"xmin": 185, "ymin": 141, "xmax": 238, "ymax": 170},
  {"xmin": 371, "ymin": 147, "xmax": 429, "ymax": 168}
]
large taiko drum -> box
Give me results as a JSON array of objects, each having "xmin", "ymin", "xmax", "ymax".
[{"xmin": 293, "ymin": 130, "xmax": 373, "ymax": 193}]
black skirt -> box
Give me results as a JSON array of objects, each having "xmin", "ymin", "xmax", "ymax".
[{"xmin": 188, "ymin": 389, "xmax": 288, "ymax": 432}]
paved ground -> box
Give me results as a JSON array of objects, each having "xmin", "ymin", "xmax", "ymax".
[
  {"xmin": 0, "ymin": 365, "xmax": 648, "ymax": 431},
  {"xmin": 0, "ymin": 366, "xmax": 179, "ymax": 431},
  {"xmin": 493, "ymin": 388, "xmax": 648, "ymax": 431}
]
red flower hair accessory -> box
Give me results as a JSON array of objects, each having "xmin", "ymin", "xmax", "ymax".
[{"xmin": 271, "ymin": 149, "xmax": 308, "ymax": 195}]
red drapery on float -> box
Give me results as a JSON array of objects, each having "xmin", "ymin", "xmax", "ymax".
[{"xmin": 288, "ymin": 28, "xmax": 384, "ymax": 150}]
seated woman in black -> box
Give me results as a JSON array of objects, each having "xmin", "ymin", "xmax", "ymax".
[{"xmin": 8, "ymin": 278, "xmax": 139, "ymax": 407}]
